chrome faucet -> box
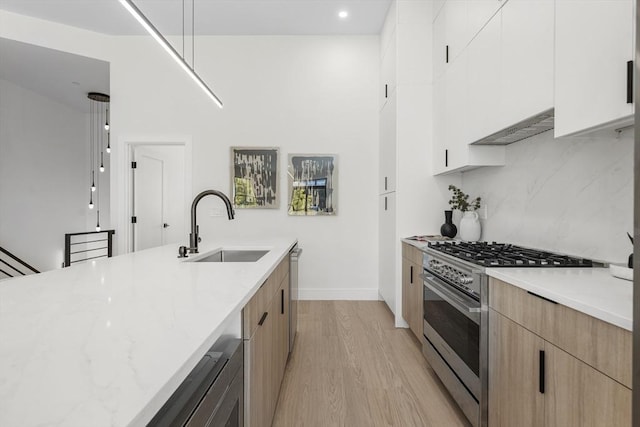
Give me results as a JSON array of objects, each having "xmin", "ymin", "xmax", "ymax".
[{"xmin": 188, "ymin": 190, "xmax": 235, "ymax": 254}]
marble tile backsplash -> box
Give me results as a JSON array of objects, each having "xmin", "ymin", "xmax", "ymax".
[{"xmin": 461, "ymin": 128, "xmax": 634, "ymax": 264}]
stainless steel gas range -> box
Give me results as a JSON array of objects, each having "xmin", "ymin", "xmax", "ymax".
[{"xmin": 421, "ymin": 241, "xmax": 594, "ymax": 427}]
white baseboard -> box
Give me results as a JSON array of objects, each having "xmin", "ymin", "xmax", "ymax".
[{"xmin": 298, "ymin": 288, "xmax": 380, "ymax": 301}]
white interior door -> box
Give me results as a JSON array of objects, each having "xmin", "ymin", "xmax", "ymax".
[
  {"xmin": 134, "ymin": 149, "xmax": 164, "ymax": 251},
  {"xmin": 132, "ymin": 145, "xmax": 187, "ymax": 252}
]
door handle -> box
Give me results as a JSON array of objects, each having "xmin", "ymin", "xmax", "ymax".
[
  {"xmin": 258, "ymin": 312, "xmax": 268, "ymax": 326},
  {"xmin": 627, "ymin": 60, "xmax": 633, "ymax": 104},
  {"xmin": 163, "ymin": 223, "xmax": 170, "ymax": 228},
  {"xmin": 539, "ymin": 350, "xmax": 545, "ymax": 394}
]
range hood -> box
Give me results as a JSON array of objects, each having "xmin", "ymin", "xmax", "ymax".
[{"xmin": 470, "ymin": 108, "xmax": 555, "ymax": 145}]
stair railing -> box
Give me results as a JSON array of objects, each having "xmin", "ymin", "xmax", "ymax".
[
  {"xmin": 0, "ymin": 246, "xmax": 40, "ymax": 279},
  {"xmin": 64, "ymin": 230, "xmax": 115, "ymax": 267}
]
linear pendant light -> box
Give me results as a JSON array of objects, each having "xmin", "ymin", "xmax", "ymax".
[{"xmin": 118, "ymin": 0, "xmax": 224, "ymax": 109}]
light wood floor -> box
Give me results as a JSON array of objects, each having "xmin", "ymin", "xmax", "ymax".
[{"xmin": 272, "ymin": 301, "xmax": 471, "ymax": 427}]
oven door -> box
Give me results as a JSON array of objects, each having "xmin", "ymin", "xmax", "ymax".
[{"xmin": 423, "ymin": 272, "xmax": 480, "ymax": 400}]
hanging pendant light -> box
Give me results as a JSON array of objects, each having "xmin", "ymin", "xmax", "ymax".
[
  {"xmin": 87, "ymin": 92, "xmax": 110, "ymax": 224},
  {"xmin": 118, "ymin": 0, "xmax": 223, "ymax": 108}
]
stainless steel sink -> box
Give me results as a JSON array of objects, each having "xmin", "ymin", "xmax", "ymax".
[{"xmin": 191, "ymin": 249, "xmax": 269, "ymax": 263}]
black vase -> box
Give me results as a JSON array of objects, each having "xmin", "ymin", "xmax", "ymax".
[{"xmin": 440, "ymin": 210, "xmax": 457, "ymax": 238}]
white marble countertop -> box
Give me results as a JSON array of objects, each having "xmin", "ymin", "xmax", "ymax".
[
  {"xmin": 0, "ymin": 237, "xmax": 297, "ymax": 427},
  {"xmin": 486, "ymin": 267, "xmax": 633, "ymax": 331}
]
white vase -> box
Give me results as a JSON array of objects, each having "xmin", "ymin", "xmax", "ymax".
[{"xmin": 459, "ymin": 211, "xmax": 481, "ymax": 241}]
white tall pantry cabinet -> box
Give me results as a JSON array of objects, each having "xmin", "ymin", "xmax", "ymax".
[{"xmin": 378, "ymin": 1, "xmax": 456, "ymax": 326}]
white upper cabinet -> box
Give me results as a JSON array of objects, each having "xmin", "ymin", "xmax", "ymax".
[
  {"xmin": 445, "ymin": 0, "xmax": 471, "ymax": 65},
  {"xmin": 467, "ymin": 0, "xmax": 504, "ymax": 39},
  {"xmin": 467, "ymin": 0, "xmax": 554, "ymax": 142},
  {"xmin": 433, "ymin": 0, "xmax": 504, "ymax": 82},
  {"xmin": 433, "ymin": 0, "xmax": 446, "ymax": 21},
  {"xmin": 499, "ymin": 0, "xmax": 554, "ymax": 131},
  {"xmin": 433, "ymin": 4, "xmax": 448, "ymax": 80},
  {"xmin": 381, "ymin": 34, "xmax": 397, "ymax": 109},
  {"xmin": 444, "ymin": 50, "xmax": 469, "ymax": 172},
  {"xmin": 433, "ymin": 49, "xmax": 506, "ymax": 175},
  {"xmin": 555, "ymin": 0, "xmax": 634, "ymax": 137},
  {"xmin": 432, "ymin": 75, "xmax": 449, "ymax": 175},
  {"xmin": 467, "ymin": 10, "xmax": 502, "ymax": 144}
]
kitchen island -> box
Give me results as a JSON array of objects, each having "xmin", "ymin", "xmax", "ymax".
[{"xmin": 0, "ymin": 237, "xmax": 297, "ymax": 427}]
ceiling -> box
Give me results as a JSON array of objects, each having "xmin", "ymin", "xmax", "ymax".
[
  {"xmin": 0, "ymin": 0, "xmax": 392, "ymax": 35},
  {"xmin": 0, "ymin": 37, "xmax": 109, "ymax": 112},
  {"xmin": 0, "ymin": 0, "xmax": 389, "ymax": 111}
]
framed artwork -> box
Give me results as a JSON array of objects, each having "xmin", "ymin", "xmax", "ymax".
[
  {"xmin": 231, "ymin": 147, "xmax": 279, "ymax": 209},
  {"xmin": 287, "ymin": 154, "xmax": 337, "ymax": 216}
]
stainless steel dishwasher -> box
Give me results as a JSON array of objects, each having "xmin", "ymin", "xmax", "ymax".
[
  {"xmin": 148, "ymin": 337, "xmax": 243, "ymax": 427},
  {"xmin": 289, "ymin": 245, "xmax": 302, "ymax": 353}
]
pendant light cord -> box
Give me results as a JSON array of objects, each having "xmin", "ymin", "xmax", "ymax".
[
  {"xmin": 96, "ymin": 103, "xmax": 100, "ymax": 212},
  {"xmin": 182, "ymin": 0, "xmax": 185, "ymax": 58},
  {"xmin": 192, "ymin": 0, "xmax": 195, "ymax": 69},
  {"xmin": 90, "ymin": 98, "xmax": 94, "ymax": 182}
]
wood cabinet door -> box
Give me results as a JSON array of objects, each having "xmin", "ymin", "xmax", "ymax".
[
  {"xmin": 401, "ymin": 258, "xmax": 412, "ymax": 333},
  {"xmin": 247, "ymin": 296, "xmax": 278, "ymax": 427},
  {"xmin": 409, "ymin": 261, "xmax": 423, "ymax": 340},
  {"xmin": 489, "ymin": 310, "xmax": 544, "ymax": 427},
  {"xmin": 276, "ymin": 276, "xmax": 290, "ymax": 384},
  {"xmin": 402, "ymin": 258, "xmax": 423, "ymax": 340},
  {"xmin": 545, "ymin": 342, "xmax": 631, "ymax": 427}
]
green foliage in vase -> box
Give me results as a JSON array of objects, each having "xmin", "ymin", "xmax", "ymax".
[{"xmin": 448, "ymin": 185, "xmax": 481, "ymax": 212}]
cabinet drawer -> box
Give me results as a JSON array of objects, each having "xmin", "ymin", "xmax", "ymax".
[
  {"xmin": 243, "ymin": 257, "xmax": 290, "ymax": 339},
  {"xmin": 401, "ymin": 242, "xmax": 423, "ymax": 266},
  {"xmin": 489, "ymin": 278, "xmax": 631, "ymax": 388}
]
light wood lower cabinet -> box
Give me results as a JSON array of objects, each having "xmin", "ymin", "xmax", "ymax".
[
  {"xmin": 244, "ymin": 259, "xmax": 291, "ymax": 427},
  {"xmin": 246, "ymin": 294, "xmax": 277, "ymax": 427},
  {"xmin": 401, "ymin": 242, "xmax": 423, "ymax": 340},
  {"xmin": 545, "ymin": 342, "xmax": 631, "ymax": 427},
  {"xmin": 489, "ymin": 310, "xmax": 544, "ymax": 427},
  {"xmin": 489, "ymin": 278, "xmax": 632, "ymax": 427}
]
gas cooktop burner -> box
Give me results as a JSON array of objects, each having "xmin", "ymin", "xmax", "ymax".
[{"xmin": 427, "ymin": 241, "xmax": 593, "ymax": 267}]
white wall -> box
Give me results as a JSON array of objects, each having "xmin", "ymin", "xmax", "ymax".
[
  {"xmin": 0, "ymin": 79, "xmax": 109, "ymax": 271},
  {"xmin": 109, "ymin": 36, "xmax": 380, "ymax": 299},
  {"xmin": 461, "ymin": 129, "xmax": 634, "ymax": 264},
  {"xmin": 0, "ymin": 12, "xmax": 380, "ymax": 298}
]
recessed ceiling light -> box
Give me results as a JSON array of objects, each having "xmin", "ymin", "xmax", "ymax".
[{"xmin": 338, "ymin": 10, "xmax": 349, "ymax": 19}]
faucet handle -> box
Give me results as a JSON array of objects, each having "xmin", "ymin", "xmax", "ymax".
[{"xmin": 178, "ymin": 246, "xmax": 188, "ymax": 258}]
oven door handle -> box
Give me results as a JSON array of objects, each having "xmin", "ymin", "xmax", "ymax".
[{"xmin": 422, "ymin": 274, "xmax": 481, "ymax": 322}]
